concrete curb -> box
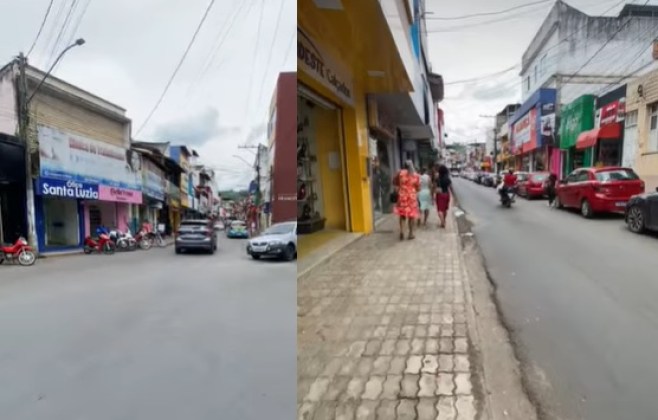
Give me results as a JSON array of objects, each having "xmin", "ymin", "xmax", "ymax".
[{"xmin": 452, "ymin": 191, "xmax": 540, "ymax": 419}]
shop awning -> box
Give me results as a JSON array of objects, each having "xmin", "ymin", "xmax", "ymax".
[{"xmin": 575, "ymin": 123, "xmax": 622, "ymax": 150}]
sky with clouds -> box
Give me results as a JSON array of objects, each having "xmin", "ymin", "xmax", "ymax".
[
  {"xmin": 0, "ymin": 0, "xmax": 296, "ymax": 190},
  {"xmin": 424, "ymin": 0, "xmax": 635, "ymax": 145}
]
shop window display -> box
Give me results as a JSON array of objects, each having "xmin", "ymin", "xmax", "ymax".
[
  {"xmin": 43, "ymin": 197, "xmax": 79, "ymax": 247},
  {"xmin": 297, "ymin": 98, "xmax": 325, "ymax": 234}
]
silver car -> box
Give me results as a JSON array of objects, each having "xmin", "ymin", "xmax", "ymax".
[{"xmin": 246, "ymin": 221, "xmax": 297, "ymax": 261}]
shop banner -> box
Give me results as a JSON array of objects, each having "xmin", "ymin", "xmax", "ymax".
[
  {"xmin": 512, "ymin": 110, "xmax": 535, "ymax": 150},
  {"xmin": 540, "ymin": 103, "xmax": 556, "ymax": 147},
  {"xmin": 38, "ymin": 124, "xmax": 141, "ymax": 191},
  {"xmin": 297, "ymin": 27, "xmax": 354, "ymax": 106},
  {"xmin": 98, "ymin": 185, "xmax": 142, "ymax": 204},
  {"xmin": 597, "ymin": 98, "xmax": 626, "ymax": 127},
  {"xmin": 142, "ymin": 159, "xmax": 165, "ymax": 201},
  {"xmin": 37, "ymin": 177, "xmax": 99, "ymax": 199}
]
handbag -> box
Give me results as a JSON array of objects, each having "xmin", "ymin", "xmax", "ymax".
[{"xmin": 389, "ymin": 190, "xmax": 399, "ymax": 204}]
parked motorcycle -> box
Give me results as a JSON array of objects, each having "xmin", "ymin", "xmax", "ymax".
[
  {"xmin": 109, "ymin": 229, "xmax": 137, "ymax": 251},
  {"xmin": 84, "ymin": 227, "xmax": 115, "ymax": 254},
  {"xmin": 133, "ymin": 228, "xmax": 152, "ymax": 250},
  {"xmin": 0, "ymin": 236, "xmax": 36, "ymax": 266}
]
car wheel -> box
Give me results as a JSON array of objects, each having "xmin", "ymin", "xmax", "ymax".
[
  {"xmin": 581, "ymin": 199, "xmax": 593, "ymax": 218},
  {"xmin": 251, "ymin": 254, "xmax": 261, "ymax": 260},
  {"xmin": 627, "ymin": 205, "xmax": 645, "ymax": 234},
  {"xmin": 284, "ymin": 244, "xmax": 296, "ymax": 261}
]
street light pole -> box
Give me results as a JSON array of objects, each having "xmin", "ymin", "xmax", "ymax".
[{"xmin": 17, "ymin": 38, "xmax": 85, "ymax": 252}]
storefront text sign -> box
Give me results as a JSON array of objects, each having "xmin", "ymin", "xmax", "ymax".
[
  {"xmin": 599, "ymin": 98, "xmax": 626, "ymax": 126},
  {"xmin": 98, "ymin": 185, "xmax": 143, "ymax": 204},
  {"xmin": 297, "ymin": 27, "xmax": 354, "ymax": 106},
  {"xmin": 512, "ymin": 112, "xmax": 532, "ymax": 147},
  {"xmin": 37, "ymin": 178, "xmax": 99, "ymax": 199},
  {"xmin": 38, "ymin": 125, "xmax": 142, "ymax": 191}
]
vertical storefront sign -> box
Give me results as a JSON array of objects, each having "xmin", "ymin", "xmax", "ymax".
[
  {"xmin": 297, "ymin": 27, "xmax": 354, "ymax": 106},
  {"xmin": 540, "ymin": 102, "xmax": 556, "ymax": 146},
  {"xmin": 142, "ymin": 160, "xmax": 165, "ymax": 201}
]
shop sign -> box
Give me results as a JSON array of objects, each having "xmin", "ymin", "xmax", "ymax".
[
  {"xmin": 297, "ymin": 27, "xmax": 354, "ymax": 106},
  {"xmin": 540, "ymin": 102, "xmax": 556, "ymax": 147},
  {"xmin": 98, "ymin": 185, "xmax": 143, "ymax": 204},
  {"xmin": 142, "ymin": 160, "xmax": 165, "ymax": 201},
  {"xmin": 512, "ymin": 109, "xmax": 537, "ymax": 152},
  {"xmin": 598, "ymin": 98, "xmax": 626, "ymax": 126},
  {"xmin": 37, "ymin": 177, "xmax": 99, "ymax": 199},
  {"xmin": 277, "ymin": 193, "xmax": 296, "ymax": 201},
  {"xmin": 181, "ymin": 194, "xmax": 190, "ymax": 208},
  {"xmin": 37, "ymin": 125, "xmax": 141, "ymax": 191}
]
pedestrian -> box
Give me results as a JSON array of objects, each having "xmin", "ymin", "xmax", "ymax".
[
  {"xmin": 393, "ymin": 160, "xmax": 421, "ymax": 240},
  {"xmin": 417, "ymin": 167, "xmax": 432, "ymax": 227},
  {"xmin": 545, "ymin": 172, "xmax": 558, "ymax": 207},
  {"xmin": 435, "ymin": 164, "xmax": 453, "ymax": 229}
]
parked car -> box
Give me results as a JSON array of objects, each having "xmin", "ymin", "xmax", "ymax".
[
  {"xmin": 226, "ymin": 220, "xmax": 249, "ymax": 238},
  {"xmin": 625, "ymin": 187, "xmax": 658, "ymax": 234},
  {"xmin": 213, "ymin": 221, "xmax": 225, "ymax": 231},
  {"xmin": 175, "ymin": 219, "xmax": 217, "ymax": 254},
  {"xmin": 246, "ymin": 221, "xmax": 297, "ymax": 261},
  {"xmin": 555, "ymin": 167, "xmax": 645, "ymax": 218},
  {"xmin": 482, "ymin": 173, "xmax": 496, "ymax": 187},
  {"xmin": 518, "ymin": 172, "xmax": 549, "ymax": 198}
]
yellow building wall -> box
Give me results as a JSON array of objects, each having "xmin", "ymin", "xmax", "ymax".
[
  {"xmin": 627, "ymin": 71, "xmax": 658, "ymax": 191},
  {"xmin": 315, "ymin": 106, "xmax": 347, "ymax": 230},
  {"xmin": 298, "ymin": 60, "xmax": 373, "ymax": 234}
]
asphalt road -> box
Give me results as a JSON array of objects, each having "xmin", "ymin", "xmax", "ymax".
[
  {"xmin": 454, "ymin": 178, "xmax": 658, "ymax": 420},
  {"xmin": 0, "ymin": 232, "xmax": 296, "ymax": 420}
]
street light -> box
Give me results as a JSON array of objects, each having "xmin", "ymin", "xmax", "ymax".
[{"xmin": 27, "ymin": 38, "xmax": 85, "ymax": 104}]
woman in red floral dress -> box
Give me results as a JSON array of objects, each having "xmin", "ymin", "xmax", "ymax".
[{"xmin": 393, "ymin": 160, "xmax": 421, "ymax": 240}]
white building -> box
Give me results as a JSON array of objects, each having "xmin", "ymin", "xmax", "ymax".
[{"xmin": 521, "ymin": 2, "xmax": 658, "ymax": 105}]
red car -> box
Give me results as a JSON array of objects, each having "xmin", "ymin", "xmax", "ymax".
[
  {"xmin": 555, "ymin": 167, "xmax": 645, "ymax": 218},
  {"xmin": 518, "ymin": 172, "xmax": 549, "ymax": 199}
]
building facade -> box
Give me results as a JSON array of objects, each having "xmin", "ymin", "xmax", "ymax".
[
  {"xmin": 298, "ymin": 0, "xmax": 413, "ymax": 235},
  {"xmin": 626, "ymin": 67, "xmax": 658, "ymax": 191}
]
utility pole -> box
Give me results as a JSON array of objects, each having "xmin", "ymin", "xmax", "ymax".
[
  {"xmin": 237, "ymin": 144, "xmax": 262, "ymax": 232},
  {"xmin": 16, "ymin": 53, "xmax": 38, "ymax": 252}
]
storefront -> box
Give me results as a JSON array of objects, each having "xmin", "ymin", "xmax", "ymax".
[
  {"xmin": 298, "ymin": 0, "xmax": 412, "ymax": 235},
  {"xmin": 510, "ymin": 88, "xmax": 557, "ymax": 174},
  {"xmin": 588, "ymin": 86, "xmax": 626, "ymax": 167},
  {"xmin": 367, "ymin": 97, "xmax": 397, "ymax": 222},
  {"xmin": 559, "ymin": 95, "xmax": 596, "ymax": 176},
  {"xmin": 0, "ymin": 134, "xmax": 27, "ymax": 244},
  {"xmin": 34, "ymin": 124, "xmax": 142, "ymax": 251}
]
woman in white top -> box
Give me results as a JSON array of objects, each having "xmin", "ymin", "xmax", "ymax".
[{"xmin": 417, "ymin": 167, "xmax": 432, "ymax": 227}]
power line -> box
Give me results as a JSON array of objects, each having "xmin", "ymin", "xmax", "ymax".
[
  {"xmin": 26, "ymin": 0, "xmax": 55, "ymax": 57},
  {"xmin": 563, "ymin": 0, "xmax": 651, "ymax": 86},
  {"xmin": 427, "ymin": 0, "xmax": 551, "ymax": 20},
  {"xmin": 445, "ymin": 64, "xmax": 520, "ymax": 85},
  {"xmin": 185, "ymin": 0, "xmax": 253, "ymax": 102},
  {"xmin": 255, "ymin": 0, "xmax": 286, "ymax": 111},
  {"xmin": 244, "ymin": 0, "xmax": 266, "ymax": 115},
  {"xmin": 64, "ymin": 0, "xmax": 92, "ymax": 49},
  {"xmin": 47, "ymin": 0, "xmax": 80, "ymax": 68},
  {"xmin": 282, "ymin": 29, "xmax": 295, "ymax": 67},
  {"xmin": 136, "ymin": 0, "xmax": 218, "ymax": 136},
  {"xmin": 39, "ymin": 0, "xmax": 68, "ymax": 66},
  {"xmin": 427, "ymin": 3, "xmax": 551, "ymax": 33}
]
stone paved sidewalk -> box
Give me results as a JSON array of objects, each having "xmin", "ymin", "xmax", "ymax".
[{"xmin": 298, "ymin": 212, "xmax": 481, "ymax": 420}]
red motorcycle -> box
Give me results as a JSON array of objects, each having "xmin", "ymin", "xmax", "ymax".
[
  {"xmin": 0, "ymin": 237, "xmax": 36, "ymax": 266},
  {"xmin": 83, "ymin": 233, "xmax": 115, "ymax": 255}
]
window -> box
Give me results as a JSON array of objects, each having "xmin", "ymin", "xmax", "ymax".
[
  {"xmin": 576, "ymin": 171, "xmax": 591, "ymax": 182},
  {"xmin": 649, "ymin": 104, "xmax": 658, "ymax": 152},
  {"xmin": 540, "ymin": 54, "xmax": 547, "ymax": 76},
  {"xmin": 626, "ymin": 110, "xmax": 638, "ymax": 127},
  {"xmin": 534, "ymin": 65, "xmax": 538, "ymax": 83},
  {"xmin": 595, "ymin": 169, "xmax": 639, "ymax": 182},
  {"xmin": 525, "ymin": 76, "xmax": 530, "ymax": 92}
]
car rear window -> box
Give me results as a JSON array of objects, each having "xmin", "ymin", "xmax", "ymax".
[
  {"xmin": 595, "ymin": 169, "xmax": 639, "ymax": 182},
  {"xmin": 231, "ymin": 221, "xmax": 246, "ymax": 227},
  {"xmin": 532, "ymin": 174, "xmax": 547, "ymax": 181}
]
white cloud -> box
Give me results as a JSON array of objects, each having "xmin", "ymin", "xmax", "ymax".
[{"xmin": 1, "ymin": 0, "xmax": 295, "ymax": 189}]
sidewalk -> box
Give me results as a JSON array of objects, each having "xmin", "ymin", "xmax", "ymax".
[{"xmin": 298, "ymin": 212, "xmax": 482, "ymax": 420}]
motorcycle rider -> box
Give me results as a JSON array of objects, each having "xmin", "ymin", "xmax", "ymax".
[{"xmin": 500, "ymin": 169, "xmax": 518, "ymax": 202}]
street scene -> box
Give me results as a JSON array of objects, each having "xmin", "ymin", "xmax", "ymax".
[
  {"xmin": 1, "ymin": 1, "xmax": 297, "ymax": 419},
  {"xmin": 298, "ymin": 1, "xmax": 658, "ymax": 420}
]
